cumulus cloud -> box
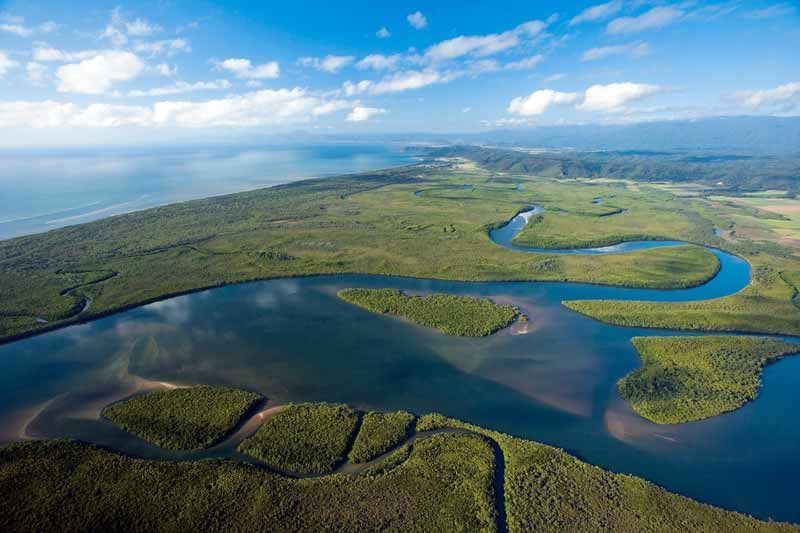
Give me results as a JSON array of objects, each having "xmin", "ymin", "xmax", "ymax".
[
  {"xmin": 376, "ymin": 26, "xmax": 391, "ymax": 38},
  {"xmin": 569, "ymin": 1, "xmax": 622, "ymax": 25},
  {"xmin": 581, "ymin": 42, "xmax": 649, "ymax": 61},
  {"xmin": 215, "ymin": 58, "xmax": 280, "ymax": 79},
  {"xmin": 734, "ymin": 81, "xmax": 800, "ymax": 112},
  {"xmin": 607, "ymin": 6, "xmax": 684, "ymax": 34},
  {"xmin": 346, "ymin": 106, "xmax": 386, "ymax": 122},
  {"xmin": 25, "ymin": 61, "xmax": 47, "ymax": 85},
  {"xmin": 343, "ymin": 69, "xmax": 455, "ymax": 95},
  {"xmin": 577, "ymin": 82, "xmax": 663, "ymax": 111},
  {"xmin": 407, "ymin": 11, "xmax": 427, "ymax": 30},
  {"xmin": 56, "ymin": 51, "xmax": 144, "ymax": 94},
  {"xmin": 424, "ymin": 19, "xmax": 547, "ymax": 62},
  {"xmin": 0, "ymin": 88, "xmax": 354, "ymax": 128},
  {"xmin": 356, "ymin": 53, "xmax": 402, "ymax": 70},
  {"xmin": 0, "ymin": 52, "xmax": 19, "ymax": 77},
  {"xmin": 128, "ymin": 79, "xmax": 231, "ymax": 97},
  {"xmin": 508, "ymin": 89, "xmax": 579, "ymax": 116},
  {"xmin": 507, "ymin": 82, "xmax": 664, "ymax": 116},
  {"xmin": 133, "ymin": 38, "xmax": 190, "ymax": 56},
  {"xmin": 298, "ymin": 55, "xmax": 355, "ymax": 73}
]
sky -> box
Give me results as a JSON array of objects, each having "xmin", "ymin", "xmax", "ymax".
[{"xmin": 0, "ymin": 0, "xmax": 798, "ymax": 145}]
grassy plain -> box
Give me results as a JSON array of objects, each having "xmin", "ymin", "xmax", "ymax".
[
  {"xmin": 238, "ymin": 403, "xmax": 359, "ymax": 474},
  {"xmin": 348, "ymin": 410, "xmax": 415, "ymax": 463},
  {"xmin": 102, "ymin": 386, "xmax": 261, "ymax": 450},
  {"xmin": 0, "ymin": 161, "xmax": 725, "ymax": 343},
  {"xmin": 338, "ymin": 288, "xmax": 520, "ymax": 336},
  {"xmin": 619, "ymin": 337, "xmax": 799, "ymax": 424}
]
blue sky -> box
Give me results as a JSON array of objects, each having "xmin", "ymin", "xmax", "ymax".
[{"xmin": 0, "ymin": 0, "xmax": 798, "ymax": 145}]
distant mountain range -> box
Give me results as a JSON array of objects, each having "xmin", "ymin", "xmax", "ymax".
[{"xmin": 470, "ymin": 116, "xmax": 800, "ymax": 154}]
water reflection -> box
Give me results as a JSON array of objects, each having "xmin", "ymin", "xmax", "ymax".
[{"xmin": 0, "ymin": 274, "xmax": 797, "ymax": 521}]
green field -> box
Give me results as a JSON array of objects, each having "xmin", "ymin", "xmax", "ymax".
[
  {"xmin": 238, "ymin": 403, "xmax": 360, "ymax": 474},
  {"xmin": 338, "ymin": 288, "xmax": 520, "ymax": 336},
  {"xmin": 564, "ymin": 255, "xmax": 800, "ymax": 336},
  {"xmin": 619, "ymin": 337, "xmax": 799, "ymax": 424},
  {"xmin": 0, "ymin": 161, "xmax": 728, "ymax": 343},
  {"xmin": 348, "ymin": 411, "xmax": 415, "ymax": 463},
  {"xmin": 1, "ymin": 403, "xmax": 794, "ymax": 532},
  {"xmin": 102, "ymin": 386, "xmax": 261, "ymax": 450}
]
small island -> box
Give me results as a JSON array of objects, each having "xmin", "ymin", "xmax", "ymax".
[
  {"xmin": 348, "ymin": 410, "xmax": 415, "ymax": 463},
  {"xmin": 102, "ymin": 385, "xmax": 262, "ymax": 451},
  {"xmin": 337, "ymin": 288, "xmax": 521, "ymax": 336},
  {"xmin": 2, "ymin": 399, "xmax": 794, "ymax": 532},
  {"xmin": 620, "ymin": 336, "xmax": 799, "ymax": 424},
  {"xmin": 238, "ymin": 403, "xmax": 360, "ymax": 474}
]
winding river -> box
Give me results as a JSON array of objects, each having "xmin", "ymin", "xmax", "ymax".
[{"xmin": 0, "ymin": 200, "xmax": 798, "ymax": 522}]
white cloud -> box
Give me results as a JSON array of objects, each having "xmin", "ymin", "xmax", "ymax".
[
  {"xmin": 544, "ymin": 73, "xmax": 567, "ymax": 82},
  {"xmin": 508, "ymin": 82, "xmax": 664, "ymax": 116},
  {"xmin": 0, "ymin": 88, "xmax": 353, "ymax": 128},
  {"xmin": 376, "ymin": 26, "xmax": 391, "ymax": 38},
  {"xmin": 128, "ymin": 79, "xmax": 231, "ymax": 97},
  {"xmin": 607, "ymin": 6, "xmax": 684, "ymax": 34},
  {"xmin": 508, "ymin": 89, "xmax": 579, "ymax": 116},
  {"xmin": 407, "ymin": 11, "xmax": 427, "ymax": 30},
  {"xmin": 126, "ymin": 18, "xmax": 161, "ymax": 36},
  {"xmin": 298, "ymin": 55, "xmax": 355, "ymax": 73},
  {"xmin": 734, "ymin": 81, "xmax": 800, "ymax": 112},
  {"xmin": 356, "ymin": 53, "xmax": 402, "ymax": 70},
  {"xmin": 215, "ymin": 58, "xmax": 280, "ymax": 79},
  {"xmin": 482, "ymin": 117, "xmax": 538, "ymax": 128},
  {"xmin": 346, "ymin": 106, "xmax": 386, "ymax": 122},
  {"xmin": 102, "ymin": 8, "xmax": 127, "ymax": 46},
  {"xmin": 0, "ymin": 52, "xmax": 20, "ymax": 77},
  {"xmin": 581, "ymin": 42, "xmax": 649, "ymax": 61},
  {"xmin": 344, "ymin": 68, "xmax": 455, "ymax": 95},
  {"xmin": 505, "ymin": 54, "xmax": 544, "ymax": 71},
  {"xmin": 462, "ymin": 107, "xmax": 471, "ymax": 113},
  {"xmin": 424, "ymin": 19, "xmax": 547, "ymax": 62},
  {"xmin": 25, "ymin": 61, "xmax": 47, "ymax": 85},
  {"xmin": 156, "ymin": 63, "xmax": 176, "ymax": 77},
  {"xmin": 33, "ymin": 45, "xmax": 98, "ymax": 62},
  {"xmin": 569, "ymin": 1, "xmax": 622, "ymax": 25},
  {"xmin": 134, "ymin": 39, "xmax": 190, "ymax": 56},
  {"xmin": 577, "ymin": 82, "xmax": 663, "ymax": 111},
  {"xmin": 56, "ymin": 51, "xmax": 144, "ymax": 94},
  {"xmin": 0, "ymin": 23, "xmax": 32, "ymax": 37}
]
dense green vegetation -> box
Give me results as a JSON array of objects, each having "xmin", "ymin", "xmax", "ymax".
[
  {"xmin": 238, "ymin": 403, "xmax": 359, "ymax": 474},
  {"xmin": 416, "ymin": 414, "xmax": 796, "ymax": 532},
  {"xmin": 619, "ymin": 337, "xmax": 799, "ymax": 424},
  {"xmin": 564, "ymin": 259, "xmax": 800, "ymax": 336},
  {"xmin": 348, "ymin": 410, "xmax": 415, "ymax": 463},
  {"xmin": 0, "ymin": 435, "xmax": 497, "ymax": 533},
  {"xmin": 338, "ymin": 288, "xmax": 520, "ymax": 336},
  {"xmin": 102, "ymin": 386, "xmax": 261, "ymax": 450},
  {"xmin": 1, "ymin": 404, "xmax": 795, "ymax": 532},
  {"xmin": 422, "ymin": 144, "xmax": 800, "ymax": 194},
  {"xmin": 0, "ymin": 161, "xmax": 726, "ymax": 343}
]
